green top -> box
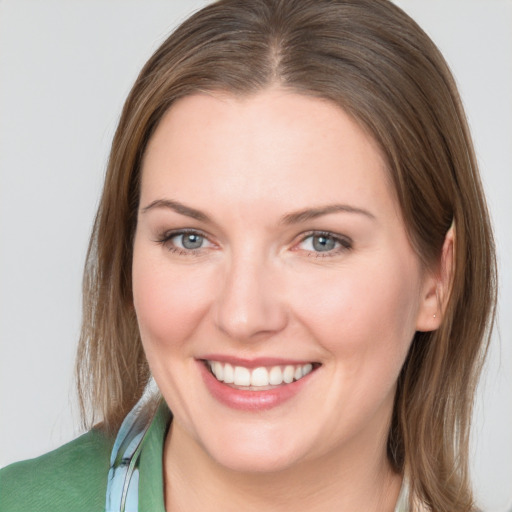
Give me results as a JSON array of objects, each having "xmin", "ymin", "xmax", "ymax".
[{"xmin": 0, "ymin": 402, "xmax": 171, "ymax": 512}]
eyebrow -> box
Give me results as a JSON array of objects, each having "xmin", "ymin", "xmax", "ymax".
[
  {"xmin": 141, "ymin": 199, "xmax": 210, "ymax": 222},
  {"xmin": 280, "ymin": 204, "xmax": 376, "ymax": 224},
  {"xmin": 141, "ymin": 199, "xmax": 375, "ymax": 224}
]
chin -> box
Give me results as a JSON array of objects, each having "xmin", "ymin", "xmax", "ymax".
[
  {"xmin": 196, "ymin": 424, "xmax": 310, "ymax": 475},
  {"xmin": 211, "ymin": 446, "xmax": 303, "ymax": 475}
]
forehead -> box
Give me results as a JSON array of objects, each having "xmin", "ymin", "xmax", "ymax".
[{"xmin": 140, "ymin": 88, "xmax": 397, "ymax": 220}]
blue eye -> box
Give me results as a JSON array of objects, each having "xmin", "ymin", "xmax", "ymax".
[
  {"xmin": 157, "ymin": 230, "xmax": 212, "ymax": 254},
  {"xmin": 298, "ymin": 233, "xmax": 351, "ymax": 254},
  {"xmin": 311, "ymin": 235, "xmax": 336, "ymax": 252},
  {"xmin": 175, "ymin": 232, "xmax": 204, "ymax": 250}
]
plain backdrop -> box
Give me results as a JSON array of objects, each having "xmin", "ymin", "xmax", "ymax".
[{"xmin": 0, "ymin": 1, "xmax": 511, "ymax": 510}]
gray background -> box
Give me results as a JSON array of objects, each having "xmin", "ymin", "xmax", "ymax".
[{"xmin": 0, "ymin": 1, "xmax": 510, "ymax": 510}]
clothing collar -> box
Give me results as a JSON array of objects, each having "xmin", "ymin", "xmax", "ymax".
[{"xmin": 105, "ymin": 380, "xmax": 169, "ymax": 512}]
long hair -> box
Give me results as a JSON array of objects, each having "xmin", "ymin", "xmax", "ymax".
[{"xmin": 76, "ymin": 1, "xmax": 497, "ymax": 510}]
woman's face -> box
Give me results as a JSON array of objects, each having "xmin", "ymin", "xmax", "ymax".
[{"xmin": 132, "ymin": 88, "xmax": 438, "ymax": 473}]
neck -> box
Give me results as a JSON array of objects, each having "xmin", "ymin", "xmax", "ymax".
[{"xmin": 163, "ymin": 421, "xmax": 402, "ymax": 512}]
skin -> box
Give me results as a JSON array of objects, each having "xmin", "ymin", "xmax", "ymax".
[{"xmin": 132, "ymin": 88, "xmax": 448, "ymax": 511}]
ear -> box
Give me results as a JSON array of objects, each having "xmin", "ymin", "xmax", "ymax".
[{"xmin": 415, "ymin": 222, "xmax": 455, "ymax": 332}]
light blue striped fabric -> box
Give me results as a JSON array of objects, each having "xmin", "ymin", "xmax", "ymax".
[{"xmin": 105, "ymin": 379, "xmax": 161, "ymax": 512}]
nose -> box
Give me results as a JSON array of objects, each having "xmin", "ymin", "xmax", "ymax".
[{"xmin": 213, "ymin": 252, "xmax": 288, "ymax": 342}]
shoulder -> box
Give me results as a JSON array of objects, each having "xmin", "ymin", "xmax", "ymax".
[{"xmin": 0, "ymin": 429, "xmax": 114, "ymax": 512}]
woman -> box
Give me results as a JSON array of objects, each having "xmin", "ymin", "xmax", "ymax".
[{"xmin": 0, "ymin": 0, "xmax": 497, "ymax": 511}]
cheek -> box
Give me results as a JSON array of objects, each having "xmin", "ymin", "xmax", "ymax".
[
  {"xmin": 290, "ymin": 256, "xmax": 421, "ymax": 367},
  {"xmin": 132, "ymin": 248, "xmax": 213, "ymax": 353}
]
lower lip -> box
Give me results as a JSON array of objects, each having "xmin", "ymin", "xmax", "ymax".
[{"xmin": 198, "ymin": 361, "xmax": 316, "ymax": 411}]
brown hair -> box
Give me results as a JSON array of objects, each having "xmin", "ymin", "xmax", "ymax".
[{"xmin": 76, "ymin": 0, "xmax": 497, "ymax": 509}]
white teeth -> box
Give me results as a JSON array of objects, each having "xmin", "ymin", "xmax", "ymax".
[
  {"xmin": 269, "ymin": 366, "xmax": 283, "ymax": 385},
  {"xmin": 207, "ymin": 361, "xmax": 316, "ymax": 387},
  {"xmin": 251, "ymin": 367, "xmax": 269, "ymax": 386},
  {"xmin": 283, "ymin": 365, "xmax": 294, "ymax": 384},
  {"xmin": 212, "ymin": 361, "xmax": 223, "ymax": 381},
  {"xmin": 223, "ymin": 363, "xmax": 234, "ymax": 383},
  {"xmin": 233, "ymin": 366, "xmax": 251, "ymax": 386}
]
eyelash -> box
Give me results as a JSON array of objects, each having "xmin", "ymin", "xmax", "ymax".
[
  {"xmin": 155, "ymin": 229, "xmax": 353, "ymax": 257},
  {"xmin": 295, "ymin": 231, "xmax": 353, "ymax": 257},
  {"xmin": 155, "ymin": 229, "xmax": 212, "ymax": 256}
]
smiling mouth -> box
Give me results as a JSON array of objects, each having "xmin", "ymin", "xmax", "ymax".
[{"xmin": 204, "ymin": 360, "xmax": 319, "ymax": 389}]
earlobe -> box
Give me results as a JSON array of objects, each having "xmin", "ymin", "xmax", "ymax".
[{"xmin": 415, "ymin": 222, "xmax": 455, "ymax": 332}]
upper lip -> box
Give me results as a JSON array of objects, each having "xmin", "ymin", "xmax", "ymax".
[{"xmin": 199, "ymin": 354, "xmax": 318, "ymax": 368}]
